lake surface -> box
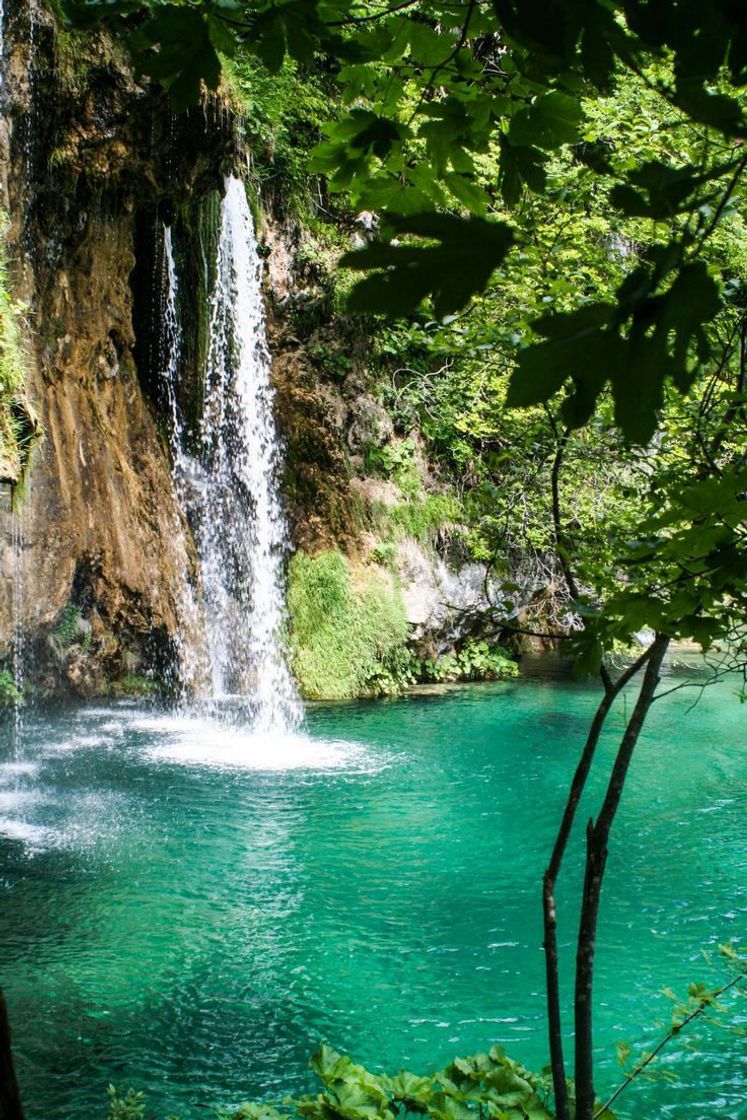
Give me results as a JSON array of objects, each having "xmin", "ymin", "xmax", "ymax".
[{"xmin": 0, "ymin": 674, "xmax": 745, "ymax": 1119}]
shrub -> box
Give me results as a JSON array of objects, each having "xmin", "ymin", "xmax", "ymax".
[
  {"xmin": 0, "ymin": 669, "xmax": 23, "ymax": 711},
  {"xmin": 107, "ymin": 1086, "xmax": 146, "ymax": 1120},
  {"xmin": 225, "ymin": 1044, "xmax": 554, "ymax": 1120},
  {"xmin": 423, "ymin": 640, "xmax": 518, "ymax": 684},
  {"xmin": 287, "ymin": 552, "xmax": 410, "ymax": 699},
  {"xmin": 51, "ymin": 603, "xmax": 83, "ymax": 647},
  {"xmin": 106, "ymin": 1044, "xmax": 554, "ymax": 1120}
]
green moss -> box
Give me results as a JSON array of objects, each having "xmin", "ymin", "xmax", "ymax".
[
  {"xmin": 109, "ymin": 674, "xmax": 157, "ymax": 699},
  {"xmin": 224, "ymin": 54, "xmax": 338, "ymax": 219},
  {"xmin": 52, "ymin": 604, "xmax": 83, "ymax": 647},
  {"xmin": 387, "ymin": 493, "xmax": 465, "ymax": 541},
  {"xmin": 54, "ymin": 26, "xmax": 129, "ymax": 95},
  {"xmin": 287, "ymin": 551, "xmax": 410, "ymax": 699},
  {"xmin": 170, "ymin": 190, "xmax": 222, "ymax": 440},
  {"xmin": 0, "ymin": 669, "xmax": 23, "ymax": 711},
  {"xmin": 368, "ymin": 492, "xmax": 467, "ymax": 555}
]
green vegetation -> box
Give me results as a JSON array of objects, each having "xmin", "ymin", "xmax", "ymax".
[
  {"xmin": 0, "ymin": 216, "xmax": 36, "ymax": 491},
  {"xmin": 54, "ymin": 26, "xmax": 130, "ymax": 94},
  {"xmin": 423, "ymin": 640, "xmax": 519, "ymax": 684},
  {"xmin": 0, "ymin": 669, "xmax": 23, "ymax": 711},
  {"xmin": 106, "ymin": 1086, "xmax": 147, "ymax": 1120},
  {"xmin": 226, "ymin": 54, "xmax": 338, "ymax": 220},
  {"xmin": 51, "ymin": 603, "xmax": 85, "ymax": 647},
  {"xmin": 104, "ymin": 945, "xmax": 747, "ymax": 1120},
  {"xmin": 228, "ymin": 1043, "xmax": 557, "ymax": 1120},
  {"xmin": 288, "ymin": 552, "xmax": 518, "ymax": 698},
  {"xmin": 374, "ymin": 494, "xmax": 465, "ymax": 548},
  {"xmin": 287, "ymin": 551, "xmax": 409, "ymax": 699},
  {"xmin": 109, "ymin": 674, "xmax": 157, "ymax": 699}
]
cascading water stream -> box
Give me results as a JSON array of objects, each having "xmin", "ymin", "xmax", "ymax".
[
  {"xmin": 161, "ymin": 177, "xmax": 300, "ymax": 732},
  {"xmin": 157, "ymin": 226, "xmax": 211, "ymax": 698},
  {"xmin": 10, "ymin": 503, "xmax": 24, "ymax": 750}
]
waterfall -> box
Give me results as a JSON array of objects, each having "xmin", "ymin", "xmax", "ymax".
[
  {"xmin": 158, "ymin": 226, "xmax": 211, "ymax": 698},
  {"xmin": 161, "ymin": 177, "xmax": 300, "ymax": 732},
  {"xmin": 10, "ymin": 502, "xmax": 25, "ymax": 748}
]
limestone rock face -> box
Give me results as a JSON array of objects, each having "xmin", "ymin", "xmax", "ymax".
[
  {"xmin": 0, "ymin": 2, "xmax": 236, "ymax": 692},
  {"xmin": 395, "ymin": 538, "xmax": 496, "ymax": 654}
]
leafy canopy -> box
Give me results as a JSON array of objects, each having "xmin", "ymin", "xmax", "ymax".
[{"xmin": 58, "ymin": 0, "xmax": 747, "ymax": 442}]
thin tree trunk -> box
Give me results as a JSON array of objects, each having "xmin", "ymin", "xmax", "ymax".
[
  {"xmin": 573, "ymin": 634, "xmax": 670, "ymax": 1120},
  {"xmin": 0, "ymin": 990, "xmax": 24, "ymax": 1120},
  {"xmin": 542, "ymin": 646, "xmax": 653, "ymax": 1119}
]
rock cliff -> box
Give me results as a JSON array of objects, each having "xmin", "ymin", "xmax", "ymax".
[{"xmin": 0, "ymin": 2, "xmax": 238, "ymax": 696}]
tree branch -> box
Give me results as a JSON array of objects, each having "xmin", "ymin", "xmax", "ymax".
[
  {"xmin": 542, "ymin": 643, "xmax": 655, "ymax": 1119},
  {"xmin": 592, "ymin": 970, "xmax": 746, "ymax": 1120},
  {"xmin": 0, "ymin": 991, "xmax": 24, "ymax": 1120},
  {"xmin": 574, "ymin": 634, "xmax": 670, "ymax": 1120}
]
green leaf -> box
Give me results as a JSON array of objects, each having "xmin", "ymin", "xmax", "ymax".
[
  {"xmin": 444, "ymin": 173, "xmax": 490, "ymax": 215},
  {"xmin": 610, "ymin": 159, "xmax": 738, "ymax": 219},
  {"xmin": 507, "ymin": 340, "xmax": 571, "ymax": 407},
  {"xmin": 508, "ymin": 92, "xmax": 583, "ymax": 148},
  {"xmin": 673, "ymin": 81, "xmax": 747, "ymax": 137},
  {"xmin": 657, "ymin": 262, "xmax": 720, "ymax": 384},
  {"xmin": 341, "ymin": 215, "xmax": 513, "ymax": 318},
  {"xmin": 499, "ymin": 134, "xmax": 549, "ymax": 206},
  {"xmin": 610, "ymin": 334, "xmax": 668, "ymax": 444},
  {"xmin": 129, "ymin": 7, "xmax": 221, "ymax": 109},
  {"xmin": 508, "ymin": 304, "xmax": 615, "ymax": 412}
]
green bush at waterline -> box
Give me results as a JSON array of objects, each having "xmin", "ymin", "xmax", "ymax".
[{"xmin": 287, "ymin": 551, "xmax": 410, "ymax": 700}]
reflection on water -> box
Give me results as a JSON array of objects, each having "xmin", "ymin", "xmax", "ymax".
[{"xmin": 0, "ymin": 679, "xmax": 745, "ymax": 1120}]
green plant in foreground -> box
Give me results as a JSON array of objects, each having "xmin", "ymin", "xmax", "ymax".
[
  {"xmin": 224, "ymin": 1044, "xmax": 557, "ymax": 1120},
  {"xmin": 107, "ymin": 1085, "xmax": 146, "ymax": 1120},
  {"xmin": 107, "ymin": 1084, "xmax": 181, "ymax": 1120},
  {"xmin": 107, "ymin": 948, "xmax": 746, "ymax": 1120}
]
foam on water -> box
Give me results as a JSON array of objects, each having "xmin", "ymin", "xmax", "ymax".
[
  {"xmin": 0, "ymin": 816, "xmax": 48, "ymax": 847},
  {"xmin": 0, "ymin": 789, "xmax": 43, "ymax": 813},
  {"xmin": 136, "ymin": 713, "xmax": 375, "ymax": 773},
  {"xmin": 0, "ymin": 760, "xmax": 38, "ymax": 782}
]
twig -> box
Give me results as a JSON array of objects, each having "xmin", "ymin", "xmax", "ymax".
[
  {"xmin": 325, "ymin": 0, "xmax": 420, "ymax": 26},
  {"xmin": 593, "ymin": 972, "xmax": 746, "ymax": 1120}
]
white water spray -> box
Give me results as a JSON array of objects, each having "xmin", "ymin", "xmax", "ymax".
[
  {"xmin": 161, "ymin": 178, "xmax": 300, "ymax": 732},
  {"xmin": 10, "ymin": 500, "xmax": 25, "ymax": 750},
  {"xmin": 158, "ymin": 226, "xmax": 211, "ymax": 697}
]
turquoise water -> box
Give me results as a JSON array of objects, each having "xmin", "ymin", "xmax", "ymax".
[{"xmin": 0, "ymin": 676, "xmax": 745, "ymax": 1119}]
